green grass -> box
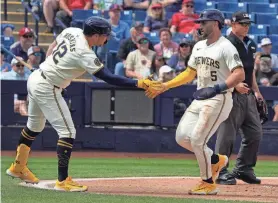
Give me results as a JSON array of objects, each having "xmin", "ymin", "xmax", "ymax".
[{"xmin": 1, "ymin": 156, "xmax": 277, "ymax": 203}]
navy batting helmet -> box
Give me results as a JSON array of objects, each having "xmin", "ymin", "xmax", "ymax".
[
  {"xmin": 195, "ymin": 9, "xmax": 225, "ymax": 27},
  {"xmin": 83, "ymin": 16, "xmax": 112, "ymax": 36}
]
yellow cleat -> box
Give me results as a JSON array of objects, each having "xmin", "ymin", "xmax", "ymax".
[
  {"xmin": 188, "ymin": 181, "xmax": 218, "ymax": 195},
  {"xmin": 6, "ymin": 163, "xmax": 39, "ymax": 184},
  {"xmin": 212, "ymin": 154, "xmax": 228, "ymax": 182},
  {"xmin": 54, "ymin": 176, "xmax": 88, "ymax": 192}
]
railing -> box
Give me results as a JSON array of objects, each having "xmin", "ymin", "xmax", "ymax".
[
  {"xmin": 3, "ymin": 0, "xmax": 8, "ymax": 21},
  {"xmin": 21, "ymin": 0, "xmax": 40, "ymax": 45}
]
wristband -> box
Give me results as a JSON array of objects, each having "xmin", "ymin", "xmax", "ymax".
[{"xmin": 214, "ymin": 82, "xmax": 228, "ymax": 94}]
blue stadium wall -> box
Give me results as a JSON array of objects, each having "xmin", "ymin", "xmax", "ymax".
[{"xmin": 1, "ymin": 80, "xmax": 278, "ymax": 155}]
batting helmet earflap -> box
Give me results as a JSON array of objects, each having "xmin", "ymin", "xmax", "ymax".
[
  {"xmin": 83, "ymin": 16, "xmax": 112, "ymax": 36},
  {"xmin": 195, "ymin": 9, "xmax": 225, "ymax": 27}
]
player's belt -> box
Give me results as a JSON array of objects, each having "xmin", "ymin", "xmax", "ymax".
[{"xmin": 40, "ymin": 71, "xmax": 60, "ymax": 89}]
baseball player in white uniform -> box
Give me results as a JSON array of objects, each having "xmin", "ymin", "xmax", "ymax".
[
  {"xmin": 146, "ymin": 9, "xmax": 245, "ymax": 195},
  {"xmin": 6, "ymin": 16, "xmax": 159, "ymax": 192}
]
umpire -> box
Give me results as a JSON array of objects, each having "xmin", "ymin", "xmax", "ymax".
[{"xmin": 215, "ymin": 11, "xmax": 263, "ymax": 185}]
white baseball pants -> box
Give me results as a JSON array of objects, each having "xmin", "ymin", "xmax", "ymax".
[
  {"xmin": 176, "ymin": 93, "xmax": 233, "ymax": 180},
  {"xmin": 26, "ymin": 70, "xmax": 76, "ymax": 138}
]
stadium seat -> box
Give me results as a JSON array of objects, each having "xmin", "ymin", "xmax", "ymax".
[
  {"xmin": 144, "ymin": 32, "xmax": 160, "ymax": 44},
  {"xmin": 248, "ymin": 3, "xmax": 278, "ymax": 14},
  {"xmin": 239, "ymin": 0, "xmax": 269, "ymax": 3},
  {"xmin": 268, "ymin": 25, "xmax": 278, "ymax": 35},
  {"xmin": 72, "ymin": 9, "xmax": 102, "ymax": 22},
  {"xmin": 120, "ymin": 10, "xmax": 133, "ymax": 26},
  {"xmin": 134, "ymin": 10, "xmax": 147, "ymax": 22},
  {"xmin": 105, "ymin": 38, "xmax": 121, "ymax": 72},
  {"xmin": 166, "ymin": 12, "xmax": 175, "ymax": 20},
  {"xmin": 270, "ymin": 0, "xmax": 278, "ymax": 3},
  {"xmin": 1, "ymin": 36, "xmax": 15, "ymax": 51},
  {"xmin": 194, "ymin": 1, "xmax": 216, "ymax": 13},
  {"xmin": 249, "ymin": 25, "xmax": 268, "ymax": 35},
  {"xmin": 269, "ymin": 35, "xmax": 278, "ymax": 43},
  {"xmin": 172, "ymin": 33, "xmax": 193, "ymax": 43},
  {"xmin": 272, "ymin": 46, "xmax": 278, "ymax": 54},
  {"xmin": 248, "ymin": 34, "xmax": 259, "ymax": 44},
  {"xmin": 255, "ymin": 13, "xmax": 278, "ymax": 25},
  {"xmin": 216, "ymin": 2, "xmax": 247, "ymax": 12},
  {"xmin": 211, "ymin": 0, "xmax": 238, "ymax": 2}
]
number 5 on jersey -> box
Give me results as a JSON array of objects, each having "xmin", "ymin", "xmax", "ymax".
[
  {"xmin": 53, "ymin": 41, "xmax": 68, "ymax": 64},
  {"xmin": 211, "ymin": 70, "xmax": 217, "ymax": 81}
]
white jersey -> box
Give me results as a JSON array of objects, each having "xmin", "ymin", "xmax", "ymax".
[
  {"xmin": 188, "ymin": 36, "xmax": 243, "ymax": 91},
  {"xmin": 40, "ymin": 27, "xmax": 103, "ymax": 88}
]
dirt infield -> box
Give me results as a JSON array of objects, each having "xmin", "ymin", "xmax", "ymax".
[
  {"xmin": 4, "ymin": 151, "xmax": 278, "ymax": 202},
  {"xmin": 85, "ymin": 177, "xmax": 278, "ymax": 202}
]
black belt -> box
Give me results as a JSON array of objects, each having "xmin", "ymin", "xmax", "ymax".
[{"xmin": 41, "ymin": 71, "xmax": 60, "ymax": 89}]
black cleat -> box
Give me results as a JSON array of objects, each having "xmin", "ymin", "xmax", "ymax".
[
  {"xmin": 216, "ymin": 171, "xmax": 237, "ymax": 185},
  {"xmin": 232, "ymin": 171, "xmax": 261, "ymax": 184}
]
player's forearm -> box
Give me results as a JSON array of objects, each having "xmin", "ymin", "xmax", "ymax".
[
  {"xmin": 252, "ymin": 70, "xmax": 260, "ymax": 93},
  {"xmin": 164, "ymin": 67, "xmax": 196, "ymax": 89},
  {"xmin": 94, "ymin": 67, "xmax": 137, "ymax": 87},
  {"xmin": 225, "ymin": 67, "xmax": 245, "ymax": 88},
  {"xmin": 46, "ymin": 41, "xmax": 57, "ymax": 57}
]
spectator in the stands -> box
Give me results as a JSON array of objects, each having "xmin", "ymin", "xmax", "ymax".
[
  {"xmin": 1, "ymin": 57, "xmax": 30, "ymax": 80},
  {"xmin": 167, "ymin": 38, "xmax": 192, "ymax": 71},
  {"xmin": 1, "ymin": 57, "xmax": 30, "ymax": 116},
  {"xmin": 170, "ymin": 0, "xmax": 199, "ymax": 34},
  {"xmin": 7, "ymin": 28, "xmax": 35, "ymax": 63},
  {"xmin": 260, "ymin": 38, "xmax": 278, "ymax": 69},
  {"xmin": 27, "ymin": 46, "xmax": 43, "ymax": 70},
  {"xmin": 1, "ymin": 49, "xmax": 12, "ymax": 72},
  {"xmin": 254, "ymin": 52, "xmax": 277, "ymax": 86},
  {"xmin": 154, "ymin": 28, "xmax": 178, "ymax": 62},
  {"xmin": 150, "ymin": 54, "xmax": 167, "ymax": 80},
  {"xmin": 56, "ymin": 0, "xmax": 92, "ymax": 33},
  {"xmin": 115, "ymin": 22, "xmax": 154, "ymax": 76},
  {"xmin": 125, "ymin": 36, "xmax": 156, "ymax": 79},
  {"xmin": 1, "ymin": 24, "xmax": 15, "ymax": 56},
  {"xmin": 97, "ymin": 4, "xmax": 130, "ymax": 61},
  {"xmin": 124, "ymin": 0, "xmax": 149, "ymax": 10},
  {"xmin": 158, "ymin": 64, "xmax": 175, "ymax": 82},
  {"xmin": 143, "ymin": 2, "xmax": 169, "ymax": 33},
  {"xmin": 1, "ymin": 24, "xmax": 14, "ymax": 37},
  {"xmin": 43, "ymin": 0, "xmax": 59, "ymax": 33}
]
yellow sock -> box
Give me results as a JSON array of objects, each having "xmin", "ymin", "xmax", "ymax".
[{"xmin": 13, "ymin": 144, "xmax": 30, "ymax": 171}]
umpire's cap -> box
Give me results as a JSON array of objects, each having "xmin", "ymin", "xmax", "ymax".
[
  {"xmin": 83, "ymin": 16, "xmax": 112, "ymax": 36},
  {"xmin": 195, "ymin": 9, "xmax": 225, "ymax": 27}
]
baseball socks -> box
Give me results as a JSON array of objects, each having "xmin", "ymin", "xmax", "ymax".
[
  {"xmin": 202, "ymin": 154, "xmax": 220, "ymax": 184},
  {"xmin": 57, "ymin": 138, "xmax": 74, "ymax": 181},
  {"xmin": 13, "ymin": 127, "xmax": 39, "ymax": 170}
]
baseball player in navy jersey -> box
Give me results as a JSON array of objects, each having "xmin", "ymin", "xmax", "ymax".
[
  {"xmin": 6, "ymin": 16, "xmax": 160, "ymax": 192},
  {"xmin": 146, "ymin": 9, "xmax": 245, "ymax": 195}
]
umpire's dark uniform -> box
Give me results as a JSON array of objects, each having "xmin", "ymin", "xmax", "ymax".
[{"xmin": 215, "ymin": 11, "xmax": 262, "ymax": 185}]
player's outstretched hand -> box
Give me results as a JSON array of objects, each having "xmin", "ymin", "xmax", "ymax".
[
  {"xmin": 193, "ymin": 87, "xmax": 217, "ymax": 100},
  {"xmin": 145, "ymin": 82, "xmax": 168, "ymax": 99},
  {"xmin": 137, "ymin": 78, "xmax": 153, "ymax": 90}
]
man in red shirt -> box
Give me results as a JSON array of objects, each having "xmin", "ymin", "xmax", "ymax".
[
  {"xmin": 170, "ymin": 0, "xmax": 199, "ymax": 34},
  {"xmin": 56, "ymin": 0, "xmax": 92, "ymax": 33}
]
